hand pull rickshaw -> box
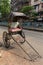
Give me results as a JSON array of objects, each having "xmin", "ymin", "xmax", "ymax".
[{"xmin": 3, "ymin": 12, "xmax": 28, "ymax": 48}]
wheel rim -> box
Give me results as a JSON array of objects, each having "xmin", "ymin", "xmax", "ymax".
[
  {"xmin": 5, "ymin": 39, "xmax": 10, "ymax": 47},
  {"xmin": 3, "ymin": 31, "xmax": 10, "ymax": 48},
  {"xmin": 22, "ymin": 31, "xmax": 25, "ymax": 38},
  {"xmin": 20, "ymin": 31, "xmax": 25, "ymax": 43},
  {"xmin": 3, "ymin": 32, "xmax": 7, "ymax": 42}
]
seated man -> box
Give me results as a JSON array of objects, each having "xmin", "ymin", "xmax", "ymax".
[{"xmin": 8, "ymin": 22, "xmax": 22, "ymax": 33}]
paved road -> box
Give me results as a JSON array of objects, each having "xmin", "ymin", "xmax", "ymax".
[
  {"xmin": 24, "ymin": 30, "xmax": 43, "ymax": 39},
  {"xmin": 24, "ymin": 30, "xmax": 43, "ymax": 56},
  {"xmin": 0, "ymin": 26, "xmax": 43, "ymax": 65}
]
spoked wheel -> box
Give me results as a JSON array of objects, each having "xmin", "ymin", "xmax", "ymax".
[
  {"xmin": 19, "ymin": 31, "xmax": 25, "ymax": 44},
  {"xmin": 3, "ymin": 31, "xmax": 10, "ymax": 48}
]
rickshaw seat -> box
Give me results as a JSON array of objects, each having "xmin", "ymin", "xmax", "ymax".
[{"xmin": 9, "ymin": 28, "xmax": 22, "ymax": 32}]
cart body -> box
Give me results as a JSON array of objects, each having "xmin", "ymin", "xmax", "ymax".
[{"xmin": 3, "ymin": 12, "xmax": 28, "ymax": 48}]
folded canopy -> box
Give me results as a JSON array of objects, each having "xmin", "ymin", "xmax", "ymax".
[
  {"xmin": 8, "ymin": 12, "xmax": 29, "ymax": 20},
  {"xmin": 11, "ymin": 12, "xmax": 26, "ymax": 17}
]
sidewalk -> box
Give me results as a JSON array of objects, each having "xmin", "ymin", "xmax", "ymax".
[
  {"xmin": 23, "ymin": 27, "xmax": 43, "ymax": 32},
  {"xmin": 0, "ymin": 25, "xmax": 43, "ymax": 32}
]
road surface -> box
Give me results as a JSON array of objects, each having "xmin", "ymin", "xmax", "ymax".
[{"xmin": 0, "ymin": 26, "xmax": 43, "ymax": 65}]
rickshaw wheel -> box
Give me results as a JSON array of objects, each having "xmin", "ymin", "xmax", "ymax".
[
  {"xmin": 3, "ymin": 31, "xmax": 10, "ymax": 48},
  {"xmin": 20, "ymin": 31, "xmax": 25, "ymax": 44}
]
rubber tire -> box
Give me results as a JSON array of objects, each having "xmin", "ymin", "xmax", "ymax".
[
  {"xmin": 20, "ymin": 31, "xmax": 25, "ymax": 44},
  {"xmin": 3, "ymin": 31, "xmax": 10, "ymax": 48}
]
